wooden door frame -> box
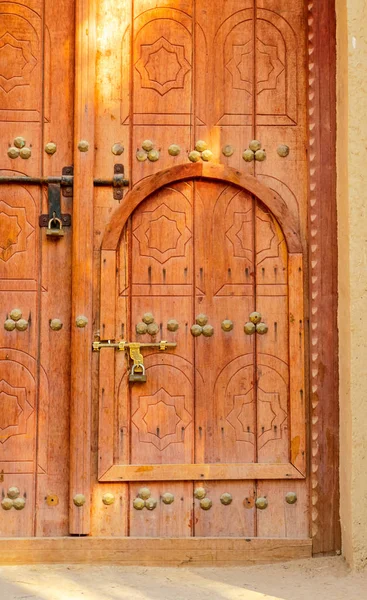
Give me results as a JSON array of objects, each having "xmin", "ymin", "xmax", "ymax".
[{"xmin": 70, "ymin": 0, "xmax": 339, "ymax": 555}]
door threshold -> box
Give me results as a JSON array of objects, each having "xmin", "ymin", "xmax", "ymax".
[{"xmin": 0, "ymin": 537, "xmax": 312, "ymax": 565}]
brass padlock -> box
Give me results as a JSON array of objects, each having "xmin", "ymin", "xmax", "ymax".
[
  {"xmin": 46, "ymin": 213, "xmax": 64, "ymax": 237},
  {"xmin": 129, "ymin": 364, "xmax": 146, "ymax": 383}
]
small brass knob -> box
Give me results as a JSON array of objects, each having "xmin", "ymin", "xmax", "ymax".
[
  {"xmin": 78, "ymin": 140, "xmax": 89, "ymax": 152},
  {"xmin": 201, "ymin": 149, "xmax": 213, "ymax": 162},
  {"xmin": 14, "ymin": 137, "xmax": 26, "ymax": 149},
  {"xmin": 45, "ymin": 142, "xmax": 57, "ymax": 155},
  {"xmin": 15, "ymin": 319, "xmax": 28, "ymax": 331},
  {"xmin": 200, "ymin": 497, "xmax": 212, "ymax": 510},
  {"xmin": 168, "ymin": 144, "xmax": 181, "ymax": 156},
  {"xmin": 50, "ymin": 318, "xmax": 63, "ymax": 331},
  {"xmin": 133, "ymin": 497, "xmax": 145, "ymax": 510},
  {"xmin": 196, "ymin": 314, "xmax": 208, "ymax": 326},
  {"xmin": 112, "ymin": 143, "xmax": 124, "ymax": 155},
  {"xmin": 277, "ymin": 144, "xmax": 290, "ymax": 157},
  {"xmin": 13, "ymin": 497, "xmax": 26, "ymax": 511},
  {"xmin": 285, "ymin": 492, "xmax": 297, "ymax": 505},
  {"xmin": 167, "ymin": 319, "xmax": 179, "ymax": 332},
  {"xmin": 222, "ymin": 145, "xmax": 234, "ymax": 157},
  {"xmin": 256, "ymin": 322, "xmax": 268, "ymax": 335},
  {"xmin": 220, "ymin": 493, "xmax": 232, "ymax": 505},
  {"xmin": 10, "ymin": 308, "xmax": 22, "ymax": 321},
  {"xmin": 147, "ymin": 149, "xmax": 159, "ymax": 162},
  {"xmin": 162, "ymin": 492, "xmax": 174, "ymax": 505},
  {"xmin": 242, "ymin": 149, "xmax": 254, "ymax": 162},
  {"xmin": 191, "ymin": 324, "xmax": 203, "ymax": 337},
  {"xmin": 249, "ymin": 311, "xmax": 262, "ymax": 324},
  {"xmin": 73, "ymin": 494, "xmax": 86, "ymax": 507},
  {"xmin": 145, "ymin": 497, "xmax": 157, "ymax": 510},
  {"xmin": 7, "ymin": 147, "xmax": 19, "ymax": 159},
  {"xmin": 102, "ymin": 493, "xmax": 115, "ymax": 506},
  {"xmin": 189, "ymin": 150, "xmax": 201, "ymax": 162},
  {"xmin": 244, "ymin": 322, "xmax": 256, "ymax": 335},
  {"xmin": 1, "ymin": 498, "xmax": 13, "ymax": 510},
  {"xmin": 136, "ymin": 322, "xmax": 148, "ymax": 334},
  {"xmin": 20, "ymin": 147, "xmax": 32, "ymax": 159},
  {"xmin": 194, "ymin": 487, "xmax": 206, "ymax": 499},
  {"xmin": 221, "ymin": 319, "xmax": 233, "ymax": 332},
  {"xmin": 4, "ymin": 319, "xmax": 15, "ymax": 331},
  {"xmin": 202, "ymin": 324, "xmax": 214, "ymax": 337},
  {"xmin": 142, "ymin": 313, "xmax": 154, "ymax": 325},
  {"xmin": 138, "ymin": 487, "xmax": 151, "ymax": 500},
  {"xmin": 147, "ymin": 322, "xmax": 159, "ymax": 336},
  {"xmin": 142, "ymin": 140, "xmax": 154, "ymax": 152},
  {"xmin": 255, "ymin": 149, "xmax": 266, "ymax": 162},
  {"xmin": 195, "ymin": 140, "xmax": 207, "ymax": 152},
  {"xmin": 249, "ymin": 140, "xmax": 262, "ymax": 152},
  {"xmin": 7, "ymin": 486, "xmax": 20, "ymax": 499},
  {"xmin": 255, "ymin": 497, "xmax": 268, "ymax": 510},
  {"xmin": 76, "ymin": 315, "xmax": 88, "ymax": 328},
  {"xmin": 136, "ymin": 150, "xmax": 147, "ymax": 162}
]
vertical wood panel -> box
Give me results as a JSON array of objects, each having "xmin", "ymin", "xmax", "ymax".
[{"xmin": 70, "ymin": 0, "xmax": 96, "ymax": 534}]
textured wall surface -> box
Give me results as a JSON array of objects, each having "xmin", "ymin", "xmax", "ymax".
[{"xmin": 337, "ymin": 0, "xmax": 367, "ymax": 570}]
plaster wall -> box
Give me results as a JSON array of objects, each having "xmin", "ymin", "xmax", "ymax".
[{"xmin": 337, "ymin": 0, "xmax": 367, "ymax": 570}]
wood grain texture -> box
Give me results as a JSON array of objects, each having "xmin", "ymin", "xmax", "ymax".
[
  {"xmin": 70, "ymin": 0, "xmax": 96, "ymax": 534},
  {"xmin": 0, "ymin": 537, "xmax": 312, "ymax": 565}
]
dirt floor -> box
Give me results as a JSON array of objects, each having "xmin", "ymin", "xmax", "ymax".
[{"xmin": 0, "ymin": 557, "xmax": 366, "ymax": 600}]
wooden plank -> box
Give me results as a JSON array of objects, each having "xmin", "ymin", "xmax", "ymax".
[
  {"xmin": 0, "ymin": 537, "xmax": 312, "ymax": 565},
  {"xmin": 70, "ymin": 0, "xmax": 96, "ymax": 534},
  {"xmin": 100, "ymin": 462, "xmax": 304, "ymax": 481}
]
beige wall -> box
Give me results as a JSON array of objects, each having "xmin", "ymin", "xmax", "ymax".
[{"xmin": 337, "ymin": 0, "xmax": 367, "ymax": 570}]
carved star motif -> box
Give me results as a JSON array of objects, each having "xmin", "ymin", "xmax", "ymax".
[
  {"xmin": 226, "ymin": 211, "xmax": 253, "ymax": 259},
  {"xmin": 226, "ymin": 389, "xmax": 255, "ymax": 443},
  {"xmin": 257, "ymin": 388, "xmax": 287, "ymax": 449},
  {"xmin": 226, "ymin": 39, "xmax": 284, "ymax": 95},
  {"xmin": 0, "ymin": 202, "xmax": 34, "ymax": 262},
  {"xmin": 134, "ymin": 203, "xmax": 192, "ymax": 264},
  {"xmin": 226, "ymin": 40, "xmax": 253, "ymax": 93},
  {"xmin": 0, "ymin": 379, "xmax": 33, "ymax": 444},
  {"xmin": 0, "ymin": 32, "xmax": 37, "ymax": 93},
  {"xmin": 135, "ymin": 37, "xmax": 191, "ymax": 96},
  {"xmin": 256, "ymin": 215, "xmax": 282, "ymax": 265},
  {"xmin": 132, "ymin": 387, "xmax": 192, "ymax": 451}
]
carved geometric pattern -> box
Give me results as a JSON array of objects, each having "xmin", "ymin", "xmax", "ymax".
[
  {"xmin": 132, "ymin": 387, "xmax": 192, "ymax": 451},
  {"xmin": 256, "ymin": 214, "xmax": 281, "ymax": 265},
  {"xmin": 0, "ymin": 379, "xmax": 33, "ymax": 444},
  {"xmin": 135, "ymin": 37, "xmax": 191, "ymax": 96},
  {"xmin": 133, "ymin": 203, "xmax": 192, "ymax": 264},
  {"xmin": 226, "ymin": 389, "xmax": 255, "ymax": 444},
  {"xmin": 226, "ymin": 211, "xmax": 253, "ymax": 259},
  {"xmin": 257, "ymin": 388, "xmax": 287, "ymax": 449},
  {"xmin": 0, "ymin": 201, "xmax": 34, "ymax": 262},
  {"xmin": 0, "ymin": 32, "xmax": 37, "ymax": 93},
  {"xmin": 226, "ymin": 39, "xmax": 284, "ymax": 95}
]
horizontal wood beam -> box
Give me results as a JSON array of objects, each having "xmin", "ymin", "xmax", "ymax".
[
  {"xmin": 0, "ymin": 537, "xmax": 312, "ymax": 566},
  {"xmin": 100, "ymin": 462, "xmax": 305, "ymax": 482}
]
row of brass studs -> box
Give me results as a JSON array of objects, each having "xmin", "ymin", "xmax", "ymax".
[
  {"xmin": 4, "ymin": 308, "xmax": 29, "ymax": 332},
  {"xmin": 136, "ymin": 312, "xmax": 159, "ymax": 336},
  {"xmin": 1, "ymin": 487, "xmax": 26, "ymax": 511},
  {"xmin": 7, "ymin": 137, "xmax": 31, "ymax": 159},
  {"xmin": 191, "ymin": 314, "xmax": 214, "ymax": 337},
  {"xmin": 244, "ymin": 312, "xmax": 268, "ymax": 335}
]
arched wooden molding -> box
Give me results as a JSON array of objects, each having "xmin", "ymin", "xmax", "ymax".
[{"xmin": 102, "ymin": 163, "xmax": 302, "ymax": 253}]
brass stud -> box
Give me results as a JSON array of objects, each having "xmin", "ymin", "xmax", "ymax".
[
  {"xmin": 285, "ymin": 491, "xmax": 297, "ymax": 505},
  {"xmin": 7, "ymin": 147, "xmax": 19, "ymax": 159},
  {"xmin": 78, "ymin": 140, "xmax": 89, "ymax": 152},
  {"xmin": 138, "ymin": 487, "xmax": 151, "ymax": 500},
  {"xmin": 147, "ymin": 149, "xmax": 160, "ymax": 162},
  {"xmin": 256, "ymin": 322, "xmax": 268, "ymax": 335},
  {"xmin": 76, "ymin": 315, "xmax": 88, "ymax": 328},
  {"xmin": 46, "ymin": 494, "xmax": 59, "ymax": 506},
  {"xmin": 162, "ymin": 492, "xmax": 174, "ymax": 505},
  {"xmin": 73, "ymin": 494, "xmax": 86, "ymax": 507},
  {"xmin": 167, "ymin": 319, "xmax": 179, "ymax": 332},
  {"xmin": 201, "ymin": 149, "xmax": 213, "ymax": 162},
  {"xmin": 196, "ymin": 314, "xmax": 208, "ymax": 327},
  {"xmin": 244, "ymin": 322, "xmax": 256, "ymax": 335},
  {"xmin": 277, "ymin": 144, "xmax": 290, "ymax": 158},
  {"xmin": 142, "ymin": 140, "xmax": 154, "ymax": 152},
  {"xmin": 222, "ymin": 145, "xmax": 234, "ymax": 157},
  {"xmin": 221, "ymin": 319, "xmax": 233, "ymax": 332},
  {"xmin": 13, "ymin": 497, "xmax": 26, "ymax": 511},
  {"xmin": 220, "ymin": 493, "xmax": 232, "ymax": 505},
  {"xmin": 142, "ymin": 313, "xmax": 154, "ymax": 325},
  {"xmin": 249, "ymin": 140, "xmax": 262, "ymax": 152},
  {"xmin": 50, "ymin": 318, "xmax": 63, "ymax": 331},
  {"xmin": 133, "ymin": 497, "xmax": 145, "ymax": 510},
  {"xmin": 102, "ymin": 493, "xmax": 115, "ymax": 506},
  {"xmin": 45, "ymin": 142, "xmax": 57, "ymax": 155},
  {"xmin": 188, "ymin": 150, "xmax": 201, "ymax": 163},
  {"xmin": 15, "ymin": 319, "xmax": 28, "ymax": 332},
  {"xmin": 145, "ymin": 497, "xmax": 157, "ymax": 511},
  {"xmin": 200, "ymin": 497, "xmax": 212, "ymax": 510},
  {"xmin": 1, "ymin": 498, "xmax": 13, "ymax": 511},
  {"xmin": 7, "ymin": 487, "xmax": 20, "ymax": 499},
  {"xmin": 136, "ymin": 150, "xmax": 148, "ymax": 162},
  {"xmin": 168, "ymin": 144, "xmax": 181, "ymax": 156},
  {"xmin": 242, "ymin": 149, "xmax": 254, "ymax": 162},
  {"xmin": 255, "ymin": 497, "xmax": 268, "ymax": 510},
  {"xmin": 249, "ymin": 311, "xmax": 262, "ymax": 324},
  {"xmin": 4, "ymin": 319, "xmax": 15, "ymax": 331},
  {"xmin": 191, "ymin": 324, "xmax": 203, "ymax": 337},
  {"xmin": 136, "ymin": 322, "xmax": 148, "ymax": 335},
  {"xmin": 20, "ymin": 147, "xmax": 32, "ymax": 159},
  {"xmin": 112, "ymin": 143, "xmax": 124, "ymax": 156},
  {"xmin": 195, "ymin": 140, "xmax": 207, "ymax": 152},
  {"xmin": 147, "ymin": 322, "xmax": 159, "ymax": 336},
  {"xmin": 14, "ymin": 137, "xmax": 26, "ymax": 149},
  {"xmin": 202, "ymin": 324, "xmax": 214, "ymax": 337},
  {"xmin": 194, "ymin": 487, "xmax": 206, "ymax": 499},
  {"xmin": 255, "ymin": 149, "xmax": 266, "ymax": 162}
]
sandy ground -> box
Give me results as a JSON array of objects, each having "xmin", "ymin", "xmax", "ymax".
[{"xmin": 0, "ymin": 557, "xmax": 366, "ymax": 600}]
